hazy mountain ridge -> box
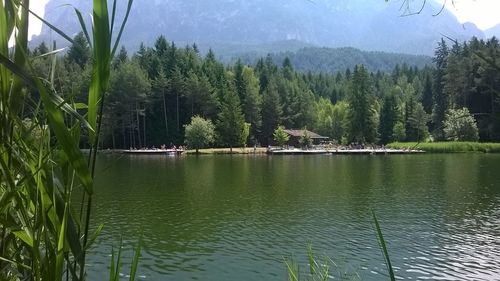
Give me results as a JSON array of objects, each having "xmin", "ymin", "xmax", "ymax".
[{"xmin": 32, "ymin": 0, "xmax": 485, "ymax": 55}]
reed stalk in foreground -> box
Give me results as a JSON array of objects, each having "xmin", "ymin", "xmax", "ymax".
[
  {"xmin": 285, "ymin": 244, "xmax": 361, "ymax": 281},
  {"xmin": 0, "ymin": 0, "xmax": 139, "ymax": 280},
  {"xmin": 285, "ymin": 212, "xmax": 395, "ymax": 281}
]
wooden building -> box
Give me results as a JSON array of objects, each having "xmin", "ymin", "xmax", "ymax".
[{"xmin": 283, "ymin": 129, "xmax": 328, "ymax": 147}]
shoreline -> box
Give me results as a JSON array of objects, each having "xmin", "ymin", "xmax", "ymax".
[
  {"xmin": 84, "ymin": 142, "xmax": 500, "ymax": 155},
  {"xmin": 387, "ymin": 142, "xmax": 500, "ymax": 153}
]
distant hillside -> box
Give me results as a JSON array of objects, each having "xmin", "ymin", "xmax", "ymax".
[
  {"xmin": 228, "ymin": 47, "xmax": 432, "ymax": 74},
  {"xmin": 31, "ymin": 0, "xmax": 484, "ymax": 55},
  {"xmin": 485, "ymin": 24, "xmax": 500, "ymax": 38}
]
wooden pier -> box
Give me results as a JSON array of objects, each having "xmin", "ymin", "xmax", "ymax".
[{"xmin": 122, "ymin": 149, "xmax": 184, "ymax": 155}]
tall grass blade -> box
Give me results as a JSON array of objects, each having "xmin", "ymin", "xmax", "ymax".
[
  {"xmin": 35, "ymin": 78, "xmax": 93, "ymax": 193},
  {"xmin": 23, "ymin": 3, "xmax": 74, "ymax": 44},
  {"xmin": 129, "ymin": 235, "xmax": 142, "ymax": 281},
  {"xmin": 110, "ymin": 0, "xmax": 117, "ymax": 39},
  {"xmin": 307, "ymin": 243, "xmax": 316, "ymax": 276},
  {"xmin": 55, "ymin": 203, "xmax": 69, "ymax": 280},
  {"xmin": 372, "ymin": 210, "xmax": 396, "ymax": 281},
  {"xmin": 109, "ymin": 246, "xmax": 116, "ymax": 281},
  {"xmin": 285, "ymin": 258, "xmax": 300, "ymax": 281},
  {"xmin": 114, "ymin": 237, "xmax": 123, "ymax": 281},
  {"xmin": 73, "ymin": 7, "xmax": 92, "ymax": 48},
  {"xmin": 87, "ymin": 0, "xmax": 111, "ymax": 142},
  {"xmin": 0, "ymin": 53, "xmax": 36, "ymax": 88},
  {"xmin": 83, "ymin": 223, "xmax": 104, "ymax": 251},
  {"xmin": 110, "ymin": 0, "xmax": 133, "ymax": 58}
]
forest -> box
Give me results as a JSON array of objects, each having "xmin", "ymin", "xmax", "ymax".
[{"xmin": 31, "ymin": 34, "xmax": 500, "ymax": 149}]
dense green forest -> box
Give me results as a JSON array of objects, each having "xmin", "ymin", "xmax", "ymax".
[
  {"xmin": 227, "ymin": 46, "xmax": 432, "ymax": 74},
  {"xmin": 31, "ymin": 35, "xmax": 500, "ymax": 149}
]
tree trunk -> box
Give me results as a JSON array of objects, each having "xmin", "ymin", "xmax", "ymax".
[
  {"xmin": 136, "ymin": 102, "xmax": 142, "ymax": 148},
  {"xmin": 163, "ymin": 91, "xmax": 169, "ymax": 140},
  {"xmin": 111, "ymin": 122, "xmax": 116, "ymax": 149},
  {"xmin": 130, "ymin": 109, "xmax": 135, "ymax": 148},
  {"xmin": 122, "ymin": 121, "xmax": 126, "ymax": 148},
  {"xmin": 176, "ymin": 91, "xmax": 180, "ymax": 132},
  {"xmin": 143, "ymin": 105, "xmax": 146, "ymax": 147}
]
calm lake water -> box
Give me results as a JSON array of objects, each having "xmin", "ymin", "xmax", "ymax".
[{"xmin": 86, "ymin": 154, "xmax": 500, "ymax": 280}]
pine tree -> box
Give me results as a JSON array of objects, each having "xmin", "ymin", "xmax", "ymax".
[
  {"xmin": 66, "ymin": 32, "xmax": 90, "ymax": 69},
  {"xmin": 379, "ymin": 92, "xmax": 399, "ymax": 144},
  {"xmin": 216, "ymin": 88, "xmax": 246, "ymax": 152},
  {"xmin": 261, "ymin": 79, "xmax": 282, "ymax": 145},
  {"xmin": 431, "ymin": 38, "xmax": 450, "ymax": 140},
  {"xmin": 421, "ymin": 73, "xmax": 433, "ymax": 114},
  {"xmin": 346, "ymin": 65, "xmax": 378, "ymax": 143}
]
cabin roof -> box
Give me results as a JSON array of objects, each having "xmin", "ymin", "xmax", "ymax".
[{"xmin": 283, "ymin": 129, "xmax": 328, "ymax": 139}]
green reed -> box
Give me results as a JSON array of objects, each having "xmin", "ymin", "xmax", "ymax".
[
  {"xmin": 387, "ymin": 141, "xmax": 500, "ymax": 153},
  {"xmin": 0, "ymin": 1, "xmax": 138, "ymax": 280},
  {"xmin": 285, "ymin": 212, "xmax": 394, "ymax": 281}
]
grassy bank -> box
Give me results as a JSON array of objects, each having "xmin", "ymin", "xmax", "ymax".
[
  {"xmin": 387, "ymin": 142, "xmax": 500, "ymax": 153},
  {"xmin": 185, "ymin": 147, "xmax": 268, "ymax": 154}
]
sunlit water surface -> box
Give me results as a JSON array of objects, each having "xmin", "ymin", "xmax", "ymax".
[{"xmin": 85, "ymin": 154, "xmax": 500, "ymax": 280}]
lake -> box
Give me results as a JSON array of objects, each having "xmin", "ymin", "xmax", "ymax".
[{"xmin": 86, "ymin": 154, "xmax": 500, "ymax": 280}]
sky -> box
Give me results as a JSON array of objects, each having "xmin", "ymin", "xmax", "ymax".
[{"xmin": 28, "ymin": 0, "xmax": 500, "ymax": 38}]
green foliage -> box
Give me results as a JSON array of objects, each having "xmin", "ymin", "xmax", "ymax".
[
  {"xmin": 216, "ymin": 84, "xmax": 247, "ymax": 150},
  {"xmin": 234, "ymin": 46, "xmax": 431, "ymax": 74},
  {"xmin": 67, "ymin": 31, "xmax": 90, "ymax": 69},
  {"xmin": 443, "ymin": 107, "xmax": 479, "ymax": 141},
  {"xmin": 299, "ymin": 129, "xmax": 313, "ymax": 148},
  {"xmin": 184, "ymin": 116, "xmax": 215, "ymax": 153},
  {"xmin": 285, "ymin": 245, "xmax": 332, "ymax": 281},
  {"xmin": 0, "ymin": 1, "xmax": 140, "ymax": 281},
  {"xmin": 104, "ymin": 60, "xmax": 151, "ymax": 148},
  {"xmin": 315, "ymin": 98, "xmax": 347, "ymax": 142},
  {"xmin": 431, "ymin": 39, "xmax": 450, "ymax": 140},
  {"xmin": 441, "ymin": 37, "xmax": 500, "ymax": 140},
  {"xmin": 261, "ymin": 79, "xmax": 282, "ymax": 145},
  {"xmin": 373, "ymin": 211, "xmax": 396, "ymax": 281},
  {"xmin": 392, "ymin": 121, "xmax": 406, "ymax": 142},
  {"xmin": 387, "ymin": 142, "xmax": 500, "ymax": 153},
  {"xmin": 379, "ymin": 93, "xmax": 399, "ymax": 144},
  {"xmin": 273, "ymin": 126, "xmax": 290, "ymax": 147},
  {"xmin": 405, "ymin": 98, "xmax": 429, "ymax": 142},
  {"xmin": 346, "ymin": 65, "xmax": 378, "ymax": 143},
  {"xmin": 240, "ymin": 66, "xmax": 262, "ymax": 140},
  {"xmin": 23, "ymin": 33, "xmax": 500, "ymax": 151}
]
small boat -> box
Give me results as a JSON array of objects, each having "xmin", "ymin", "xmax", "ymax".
[{"xmin": 122, "ymin": 149, "xmax": 184, "ymax": 155}]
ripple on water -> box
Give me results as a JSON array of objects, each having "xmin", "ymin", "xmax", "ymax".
[{"xmin": 85, "ymin": 154, "xmax": 500, "ymax": 281}]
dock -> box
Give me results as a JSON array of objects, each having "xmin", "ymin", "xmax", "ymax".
[
  {"xmin": 122, "ymin": 149, "xmax": 184, "ymax": 155},
  {"xmin": 267, "ymin": 148, "xmax": 424, "ymax": 155}
]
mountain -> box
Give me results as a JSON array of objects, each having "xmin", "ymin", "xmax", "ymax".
[
  {"xmin": 31, "ymin": 0, "xmax": 484, "ymax": 55},
  {"xmin": 485, "ymin": 24, "xmax": 500, "ymax": 38},
  {"xmin": 226, "ymin": 47, "xmax": 432, "ymax": 74}
]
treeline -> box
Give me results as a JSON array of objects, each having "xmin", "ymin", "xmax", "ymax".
[
  {"xmin": 230, "ymin": 46, "xmax": 432, "ymax": 74},
  {"xmin": 31, "ymin": 35, "xmax": 500, "ymax": 149}
]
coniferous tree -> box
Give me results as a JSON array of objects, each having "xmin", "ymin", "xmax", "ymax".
[
  {"xmin": 346, "ymin": 65, "xmax": 378, "ymax": 143},
  {"xmin": 421, "ymin": 73, "xmax": 433, "ymax": 114},
  {"xmin": 216, "ymin": 85, "xmax": 246, "ymax": 152},
  {"xmin": 67, "ymin": 32, "xmax": 90, "ymax": 69},
  {"xmin": 261, "ymin": 79, "xmax": 282, "ymax": 145},
  {"xmin": 379, "ymin": 92, "xmax": 399, "ymax": 144},
  {"xmin": 431, "ymin": 38, "xmax": 449, "ymax": 140},
  {"xmin": 240, "ymin": 67, "xmax": 262, "ymax": 143}
]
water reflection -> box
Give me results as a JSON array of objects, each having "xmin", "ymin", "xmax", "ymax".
[{"xmin": 86, "ymin": 154, "xmax": 500, "ymax": 280}]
